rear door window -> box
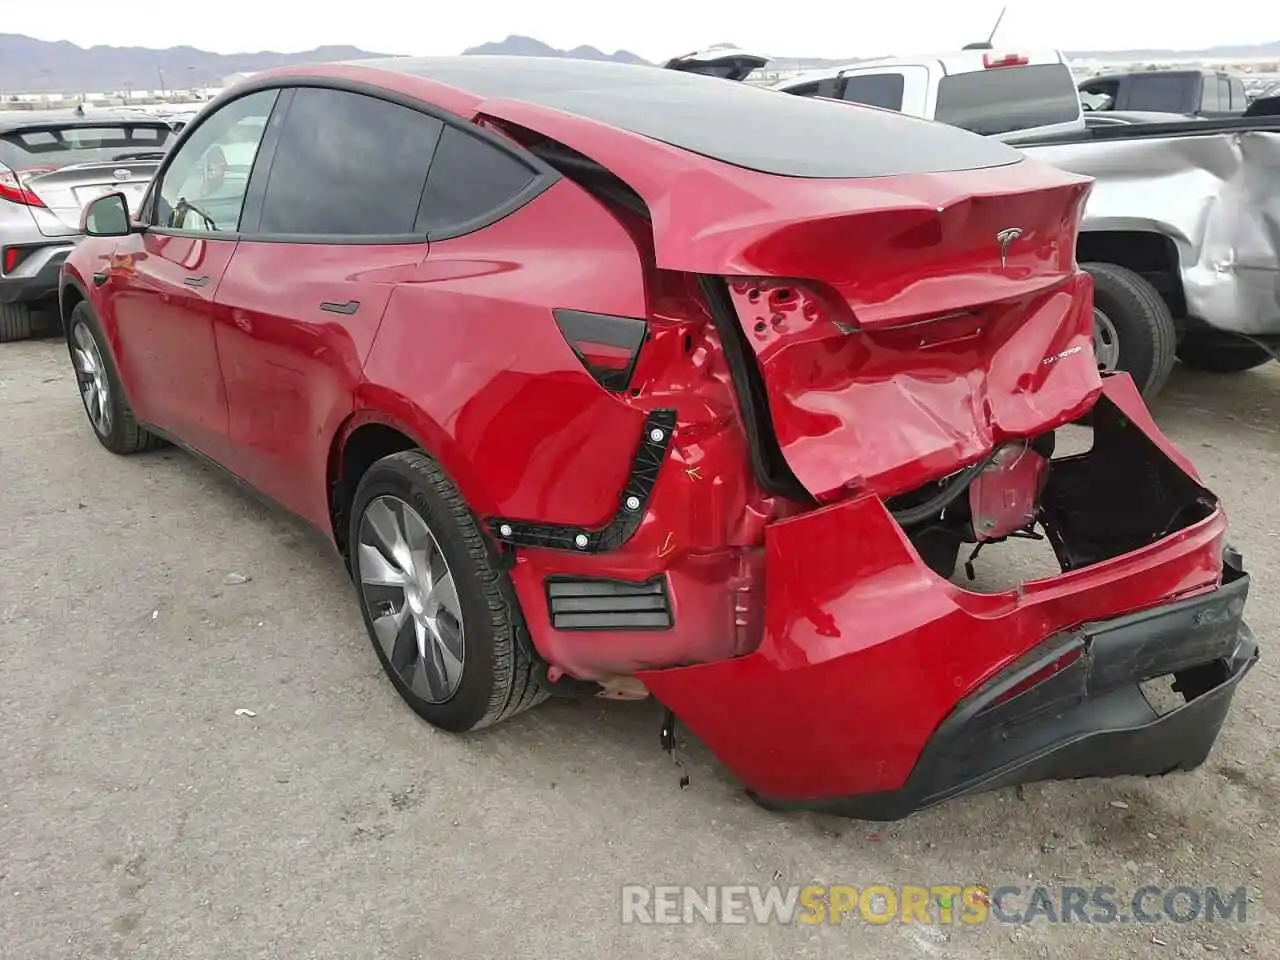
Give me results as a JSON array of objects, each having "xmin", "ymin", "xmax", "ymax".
[
  {"xmin": 839, "ymin": 73, "xmax": 905, "ymax": 111},
  {"xmin": 1230, "ymin": 78, "xmax": 1248, "ymax": 110},
  {"xmin": 255, "ymin": 87, "xmax": 443, "ymax": 237},
  {"xmin": 416, "ymin": 125, "xmax": 538, "ymax": 236},
  {"xmin": 1202, "ymin": 79, "xmax": 1221, "ymax": 112},
  {"xmin": 934, "ymin": 63, "xmax": 1081, "ymax": 135},
  {"xmin": 1125, "ymin": 74, "xmax": 1188, "ymax": 112}
]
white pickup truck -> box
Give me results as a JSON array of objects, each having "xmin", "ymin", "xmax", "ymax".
[
  {"xmin": 666, "ymin": 46, "xmax": 1280, "ymax": 398},
  {"xmin": 772, "ymin": 48, "xmax": 1087, "ymax": 141}
]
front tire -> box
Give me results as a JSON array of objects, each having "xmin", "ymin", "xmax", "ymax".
[
  {"xmin": 1083, "ymin": 262, "xmax": 1178, "ymax": 399},
  {"xmin": 349, "ymin": 450, "xmax": 547, "ymax": 733},
  {"xmin": 67, "ymin": 301, "xmax": 164, "ymax": 454}
]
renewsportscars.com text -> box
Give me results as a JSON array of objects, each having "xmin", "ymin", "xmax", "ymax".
[{"xmin": 620, "ymin": 884, "xmax": 1250, "ymax": 926}]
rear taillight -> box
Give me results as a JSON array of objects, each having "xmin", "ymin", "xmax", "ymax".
[
  {"xmin": 553, "ymin": 308, "xmax": 647, "ymax": 392},
  {"xmin": 2, "ymin": 246, "xmax": 28, "ymax": 274},
  {"xmin": 0, "ymin": 167, "xmax": 51, "ymax": 208},
  {"xmin": 983, "ymin": 52, "xmax": 1030, "ymax": 68}
]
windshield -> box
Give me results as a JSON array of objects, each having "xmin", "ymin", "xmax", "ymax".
[
  {"xmin": 934, "ymin": 63, "xmax": 1082, "ymax": 135},
  {"xmin": 0, "ymin": 123, "xmax": 173, "ymax": 172}
]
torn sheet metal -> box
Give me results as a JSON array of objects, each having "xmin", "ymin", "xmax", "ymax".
[{"xmin": 1023, "ymin": 130, "xmax": 1280, "ymax": 335}]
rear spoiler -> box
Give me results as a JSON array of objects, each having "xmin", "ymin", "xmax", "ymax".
[{"xmin": 661, "ymin": 47, "xmax": 771, "ymax": 82}]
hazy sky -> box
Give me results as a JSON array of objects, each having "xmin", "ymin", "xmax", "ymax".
[{"xmin": 18, "ymin": 0, "xmax": 1274, "ymax": 61}]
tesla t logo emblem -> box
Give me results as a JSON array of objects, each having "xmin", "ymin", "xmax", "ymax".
[
  {"xmin": 996, "ymin": 227, "xmax": 1024, "ymax": 268},
  {"xmin": 113, "ymin": 169, "xmax": 132, "ymax": 181}
]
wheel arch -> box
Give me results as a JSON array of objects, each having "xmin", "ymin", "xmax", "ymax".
[
  {"xmin": 326, "ymin": 394, "xmax": 498, "ymax": 560},
  {"xmin": 59, "ymin": 276, "xmax": 90, "ymax": 341},
  {"xmin": 1076, "ymin": 224, "xmax": 1188, "ymax": 321}
]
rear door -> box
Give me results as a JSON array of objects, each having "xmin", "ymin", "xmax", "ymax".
[
  {"xmin": 106, "ymin": 89, "xmax": 280, "ymax": 456},
  {"xmin": 212, "ymin": 86, "xmax": 445, "ymax": 525}
]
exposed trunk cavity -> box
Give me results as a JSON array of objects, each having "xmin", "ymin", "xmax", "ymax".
[{"xmin": 887, "ymin": 389, "xmax": 1218, "ymax": 590}]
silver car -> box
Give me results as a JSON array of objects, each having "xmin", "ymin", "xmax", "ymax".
[{"xmin": 0, "ymin": 108, "xmax": 174, "ymax": 341}]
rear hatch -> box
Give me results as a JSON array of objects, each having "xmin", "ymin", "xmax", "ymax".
[
  {"xmin": 0, "ymin": 119, "xmax": 172, "ymax": 236},
  {"xmin": 709, "ymin": 172, "xmax": 1098, "ymax": 501},
  {"xmin": 477, "ymin": 73, "xmax": 1100, "ymax": 503}
]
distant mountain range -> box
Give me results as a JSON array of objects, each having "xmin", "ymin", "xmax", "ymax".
[
  {"xmin": 3, "ymin": 32, "xmax": 1279, "ymax": 97},
  {"xmin": 0, "ymin": 34, "xmax": 394, "ymax": 94},
  {"xmin": 461, "ymin": 35, "xmax": 648, "ymax": 64},
  {"xmin": 1065, "ymin": 40, "xmax": 1280, "ymax": 60}
]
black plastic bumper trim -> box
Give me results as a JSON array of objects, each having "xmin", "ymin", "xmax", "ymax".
[
  {"xmin": 749, "ymin": 553, "xmax": 1258, "ymax": 821},
  {"xmin": 484, "ymin": 407, "xmax": 675, "ymax": 553},
  {"xmin": 0, "ymin": 245, "xmax": 70, "ymax": 305},
  {"xmin": 546, "ymin": 576, "xmax": 673, "ymax": 631}
]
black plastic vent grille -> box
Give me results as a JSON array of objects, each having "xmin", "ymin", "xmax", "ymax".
[{"xmin": 546, "ymin": 577, "xmax": 673, "ymax": 631}]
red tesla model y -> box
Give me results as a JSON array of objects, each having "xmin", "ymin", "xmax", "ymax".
[{"xmin": 60, "ymin": 56, "xmax": 1256, "ymax": 819}]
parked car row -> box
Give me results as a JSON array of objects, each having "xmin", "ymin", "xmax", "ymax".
[{"xmin": 50, "ymin": 55, "xmax": 1257, "ymax": 820}]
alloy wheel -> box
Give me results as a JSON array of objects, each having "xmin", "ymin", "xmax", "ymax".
[
  {"xmin": 1092, "ymin": 308, "xmax": 1121, "ymax": 374},
  {"xmin": 72, "ymin": 323, "xmax": 113, "ymax": 436},
  {"xmin": 357, "ymin": 495, "xmax": 466, "ymax": 704}
]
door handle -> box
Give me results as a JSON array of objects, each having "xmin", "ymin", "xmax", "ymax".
[
  {"xmin": 319, "ymin": 300, "xmax": 360, "ymax": 315},
  {"xmin": 183, "ymin": 275, "xmax": 209, "ymax": 287}
]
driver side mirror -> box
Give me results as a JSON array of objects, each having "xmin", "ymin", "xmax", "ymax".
[{"xmin": 82, "ymin": 192, "xmax": 133, "ymax": 237}]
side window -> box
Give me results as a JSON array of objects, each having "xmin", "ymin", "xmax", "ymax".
[
  {"xmin": 840, "ymin": 73, "xmax": 905, "ymax": 111},
  {"xmin": 1080, "ymin": 80, "xmax": 1120, "ymax": 110},
  {"xmin": 257, "ymin": 88, "xmax": 443, "ymax": 237},
  {"xmin": 416, "ymin": 125, "xmax": 537, "ymax": 236},
  {"xmin": 1231, "ymin": 79, "xmax": 1247, "ymax": 110},
  {"xmin": 1202, "ymin": 79, "xmax": 1221, "ymax": 112},
  {"xmin": 154, "ymin": 88, "xmax": 278, "ymax": 233},
  {"xmin": 1126, "ymin": 75, "xmax": 1187, "ymax": 112}
]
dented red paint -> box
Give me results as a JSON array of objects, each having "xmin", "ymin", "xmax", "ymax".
[
  {"xmin": 639, "ymin": 378, "xmax": 1228, "ymax": 802},
  {"xmin": 59, "ymin": 61, "xmax": 1238, "ymax": 809}
]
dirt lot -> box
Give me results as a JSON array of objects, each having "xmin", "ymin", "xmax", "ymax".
[{"xmin": 1, "ymin": 335, "xmax": 1277, "ymax": 960}]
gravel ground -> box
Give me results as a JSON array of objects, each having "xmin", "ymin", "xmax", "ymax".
[{"xmin": 1, "ymin": 334, "xmax": 1277, "ymax": 960}]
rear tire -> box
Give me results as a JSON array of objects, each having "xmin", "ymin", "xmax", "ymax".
[
  {"xmin": 0, "ymin": 302, "xmax": 33, "ymax": 343},
  {"xmin": 1082, "ymin": 262, "xmax": 1178, "ymax": 399},
  {"xmin": 1176, "ymin": 332, "xmax": 1273, "ymax": 373},
  {"xmin": 349, "ymin": 449, "xmax": 548, "ymax": 733},
  {"xmin": 67, "ymin": 301, "xmax": 165, "ymax": 454}
]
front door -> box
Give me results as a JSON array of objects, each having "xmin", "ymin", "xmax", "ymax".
[
  {"xmin": 213, "ymin": 86, "xmax": 442, "ymax": 526},
  {"xmin": 106, "ymin": 231, "xmax": 237, "ymax": 454},
  {"xmin": 109, "ymin": 87, "xmax": 281, "ymax": 457}
]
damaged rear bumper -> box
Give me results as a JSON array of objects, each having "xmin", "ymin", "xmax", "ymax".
[
  {"xmin": 638, "ymin": 375, "xmax": 1259, "ymax": 819},
  {"xmin": 754, "ymin": 553, "xmax": 1256, "ymax": 820}
]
